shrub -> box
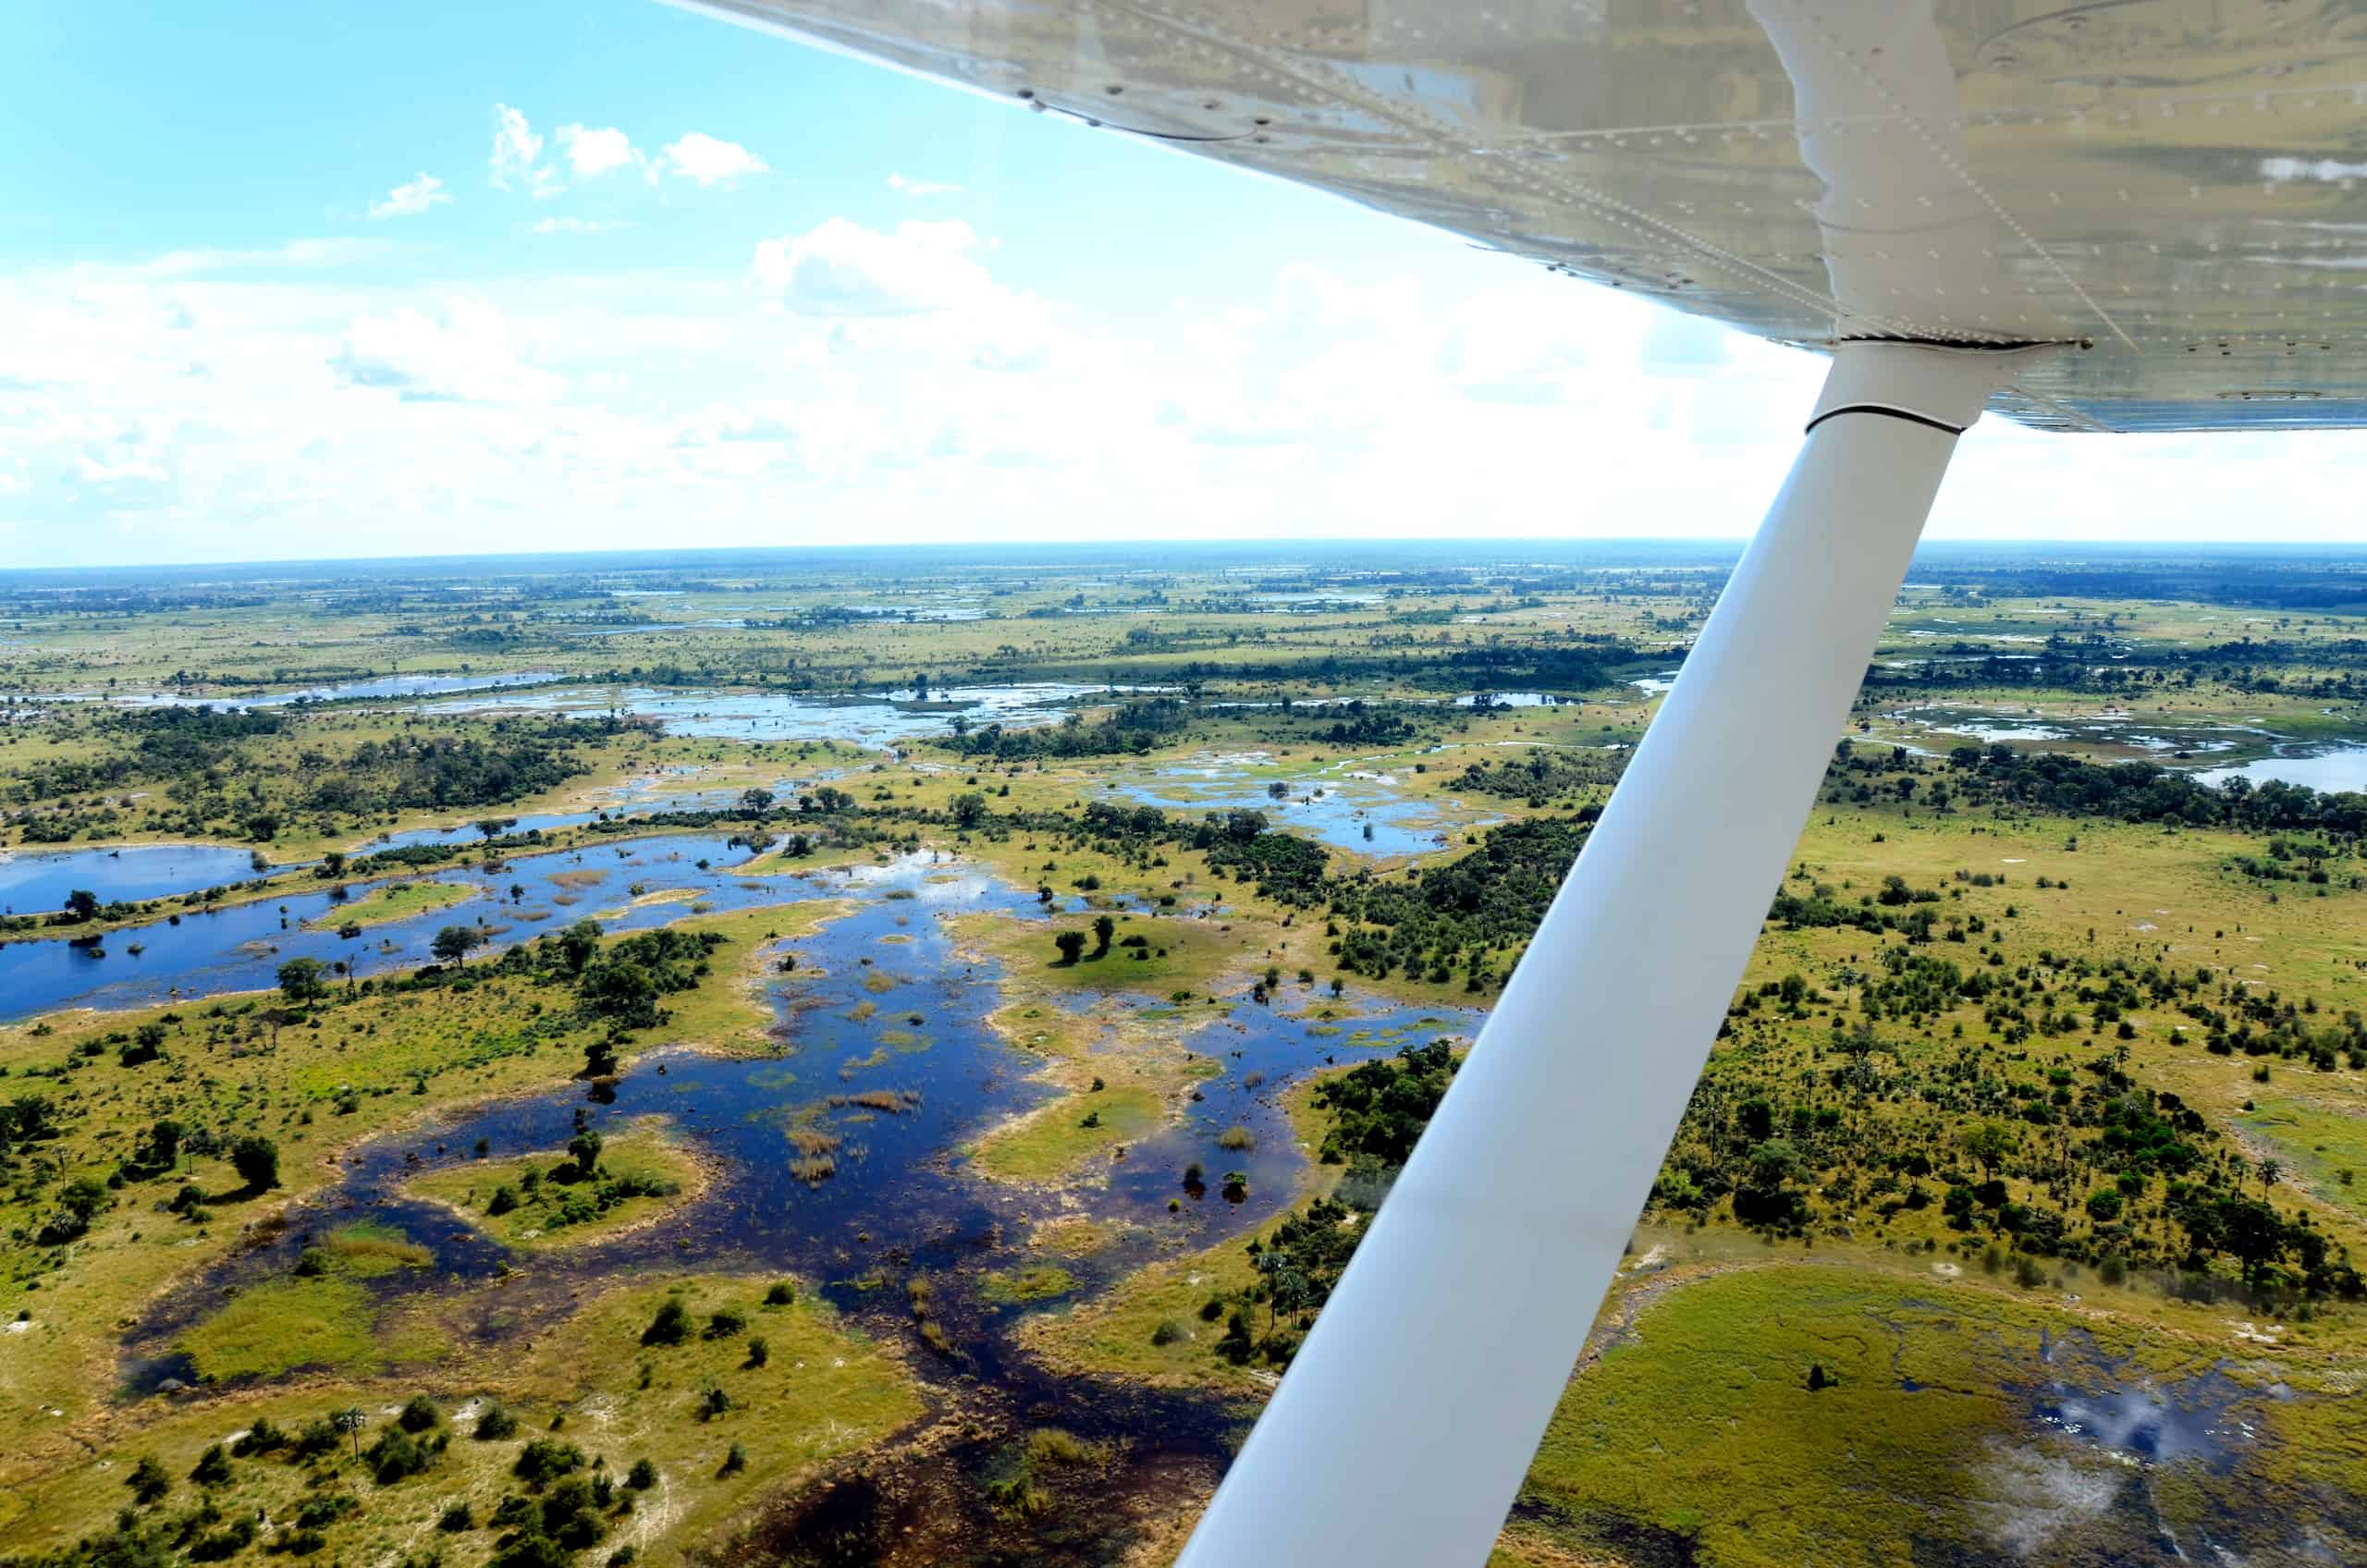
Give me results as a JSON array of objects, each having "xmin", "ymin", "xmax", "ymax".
[
  {"xmin": 293, "ymin": 1417, "xmax": 343, "ymax": 1460},
  {"xmin": 705, "ymin": 1306, "xmax": 747, "ymax": 1339},
  {"xmin": 474, "ymin": 1402, "xmax": 520, "ymax": 1440},
  {"xmin": 642, "ymin": 1299, "xmax": 691, "ymax": 1346},
  {"xmin": 439, "ymin": 1501, "xmax": 476, "ymax": 1532},
  {"xmin": 124, "ymin": 1454, "xmax": 171, "ymax": 1504},
  {"xmin": 625, "ymin": 1458, "xmax": 658, "ymax": 1491},
  {"xmin": 189, "ymin": 1520, "xmax": 257, "ymax": 1561},
  {"xmin": 228, "ymin": 1135, "xmax": 280, "ymax": 1192},
  {"xmin": 513, "ymin": 1438, "xmax": 586, "ymax": 1488},
  {"xmin": 366, "ymin": 1427, "xmax": 433, "ymax": 1484},
  {"xmin": 399, "ymin": 1394, "xmax": 440, "ymax": 1433},
  {"xmin": 232, "ymin": 1417, "xmax": 288, "ymax": 1457},
  {"xmin": 190, "ymin": 1443, "xmax": 233, "ymax": 1486},
  {"xmin": 763, "ymin": 1280, "xmax": 795, "ymax": 1306},
  {"xmin": 539, "ymin": 1476, "xmax": 607, "ymax": 1550},
  {"xmin": 1150, "ymin": 1318, "xmax": 1184, "ymax": 1347}
]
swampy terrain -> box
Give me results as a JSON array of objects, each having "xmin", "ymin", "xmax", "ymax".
[{"xmin": 6, "ymin": 542, "xmax": 2367, "ymax": 1568}]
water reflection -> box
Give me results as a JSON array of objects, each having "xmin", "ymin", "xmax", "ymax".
[
  {"xmin": 424, "ymin": 682, "xmax": 1156, "ymax": 744},
  {"xmin": 0, "ymin": 843, "xmax": 266, "ymax": 915},
  {"xmin": 0, "ymin": 831, "xmax": 816, "ymax": 1022},
  {"xmin": 121, "ymin": 861, "xmax": 1477, "ymax": 1400}
]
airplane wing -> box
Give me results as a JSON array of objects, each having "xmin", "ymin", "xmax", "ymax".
[
  {"xmin": 668, "ymin": 4, "xmax": 2367, "ymax": 1563},
  {"xmin": 680, "ymin": 0, "xmax": 2367, "ymax": 433}
]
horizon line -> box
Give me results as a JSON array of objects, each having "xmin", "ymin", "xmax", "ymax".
[{"xmin": 9, "ymin": 534, "xmax": 2367, "ymax": 581}]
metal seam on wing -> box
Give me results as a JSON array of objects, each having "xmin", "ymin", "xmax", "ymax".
[
  {"xmin": 1769, "ymin": 0, "xmax": 2143, "ymax": 354},
  {"xmin": 1086, "ymin": 0, "xmax": 1917, "ymax": 342}
]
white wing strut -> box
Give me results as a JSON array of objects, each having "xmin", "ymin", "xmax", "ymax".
[{"xmin": 1177, "ymin": 339, "xmax": 2051, "ymax": 1568}]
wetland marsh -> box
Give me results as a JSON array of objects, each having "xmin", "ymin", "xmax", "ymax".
[{"xmin": 6, "ymin": 541, "xmax": 2367, "ymax": 1568}]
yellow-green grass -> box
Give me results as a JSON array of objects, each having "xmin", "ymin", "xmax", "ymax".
[
  {"xmin": 319, "ymin": 1219, "xmax": 435, "ymax": 1278},
  {"xmin": 0, "ymin": 1273, "xmax": 921, "ymax": 1568},
  {"xmin": 957, "ymin": 985, "xmax": 1221, "ymax": 1184},
  {"xmin": 306, "ymin": 878, "xmax": 474, "ymax": 931},
  {"xmin": 1026, "ymin": 1216, "xmax": 1133, "ymax": 1259},
  {"xmin": 653, "ymin": 900, "xmax": 851, "ymax": 1052},
  {"xmin": 957, "ymin": 900, "xmax": 1260, "ymax": 998},
  {"xmin": 1514, "ymin": 1262, "xmax": 2265, "ymax": 1566},
  {"xmin": 1014, "ymin": 1072, "xmax": 1343, "ymax": 1392},
  {"xmin": 2236, "ymin": 1094, "xmax": 2367, "ymax": 1219},
  {"xmin": 177, "ymin": 1277, "xmax": 386, "ymax": 1383},
  {"xmin": 2, "ymin": 712, "xmax": 688, "ymax": 861},
  {"xmin": 0, "ymin": 984, "xmax": 603, "ymax": 1433},
  {"xmin": 0, "ymin": 901, "xmax": 833, "ymax": 1439},
  {"xmin": 1696, "ymin": 800, "xmax": 2367, "ymax": 1265},
  {"xmin": 978, "ymin": 1264, "xmax": 1079, "ymax": 1305},
  {"xmin": 967, "ymin": 1081, "xmax": 1165, "ymax": 1182},
  {"xmin": 400, "ymin": 1127, "xmax": 708, "ymax": 1252},
  {"xmin": 1014, "ymin": 1233, "xmax": 1267, "ymax": 1395},
  {"xmin": 174, "ymin": 1220, "xmax": 439, "ymax": 1380}
]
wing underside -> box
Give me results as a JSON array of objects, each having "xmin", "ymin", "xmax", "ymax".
[{"xmin": 682, "ymin": 0, "xmax": 2367, "ymax": 435}]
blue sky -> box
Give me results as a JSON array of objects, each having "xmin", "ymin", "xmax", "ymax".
[{"xmin": 3, "ymin": 0, "xmax": 2361, "ymax": 567}]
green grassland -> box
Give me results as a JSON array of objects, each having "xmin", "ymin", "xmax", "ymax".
[
  {"xmin": 0, "ymin": 1272, "xmax": 921, "ymax": 1568},
  {"xmin": 401, "ymin": 1125, "xmax": 708, "ymax": 1253},
  {"xmin": 949, "ymin": 907, "xmax": 1263, "ymax": 1184},
  {"xmin": 10, "ymin": 554, "xmax": 2367, "ymax": 1565},
  {"xmin": 0, "ymin": 899, "xmax": 843, "ymax": 1451},
  {"xmin": 306, "ymin": 878, "xmax": 476, "ymax": 930}
]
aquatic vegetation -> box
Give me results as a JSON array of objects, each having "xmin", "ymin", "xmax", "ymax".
[{"xmin": 980, "ymin": 1265, "xmax": 1080, "ymax": 1305}]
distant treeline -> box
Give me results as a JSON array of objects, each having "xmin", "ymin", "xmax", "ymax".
[
  {"xmin": 1916, "ymin": 557, "xmax": 2367, "ymax": 610},
  {"xmin": 1868, "ymin": 634, "xmax": 2367, "ymax": 699},
  {"xmin": 1835, "ymin": 740, "xmax": 2367, "ymax": 837},
  {"xmin": 7, "ymin": 710, "xmax": 643, "ymax": 845}
]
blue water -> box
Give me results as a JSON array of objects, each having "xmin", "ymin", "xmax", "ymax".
[
  {"xmin": 2201, "ymin": 746, "xmax": 2367, "ymax": 794},
  {"xmin": 0, "ymin": 832, "xmax": 824, "ymax": 1023},
  {"xmin": 69, "ymin": 671, "xmax": 561, "ymax": 708},
  {"xmin": 121, "ymin": 862, "xmax": 1478, "ymax": 1387},
  {"xmin": 425, "ymin": 683, "xmax": 1149, "ymax": 745},
  {"xmin": 0, "ymin": 844, "xmax": 267, "ymax": 915},
  {"xmin": 1104, "ymin": 757, "xmax": 1471, "ymax": 858}
]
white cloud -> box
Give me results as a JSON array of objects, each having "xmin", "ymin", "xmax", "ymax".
[
  {"xmin": 489, "ymin": 104, "xmax": 542, "ymax": 190},
  {"xmin": 73, "ymin": 445, "xmax": 170, "ymax": 485},
  {"xmin": 532, "ymin": 216, "xmax": 628, "ymax": 235},
  {"xmin": 751, "ymin": 218, "xmax": 994, "ymax": 315},
  {"xmin": 368, "ymin": 173, "xmax": 449, "ymax": 221},
  {"xmin": 659, "ymin": 132, "xmax": 767, "ymax": 188},
  {"xmin": 887, "ymin": 172, "xmax": 961, "ymax": 197},
  {"xmin": 555, "ymin": 124, "xmax": 642, "ymax": 182},
  {"xmin": 330, "ymin": 298, "xmax": 564, "ymax": 403},
  {"xmin": 135, "ymin": 239, "xmax": 387, "ymax": 278},
  {"xmin": 17, "ymin": 231, "xmax": 2367, "ymax": 568}
]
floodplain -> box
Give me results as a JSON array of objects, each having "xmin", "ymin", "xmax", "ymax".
[{"xmin": 5, "ymin": 541, "xmax": 2367, "ymax": 1568}]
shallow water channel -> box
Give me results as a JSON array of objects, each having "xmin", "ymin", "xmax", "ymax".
[
  {"xmin": 117, "ymin": 859, "xmax": 1478, "ymax": 1560},
  {"xmin": 423, "ymin": 682, "xmax": 1148, "ymax": 746},
  {"xmin": 0, "ymin": 831, "xmax": 811, "ymax": 1022},
  {"xmin": 0, "ymin": 843, "xmax": 266, "ymax": 916}
]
